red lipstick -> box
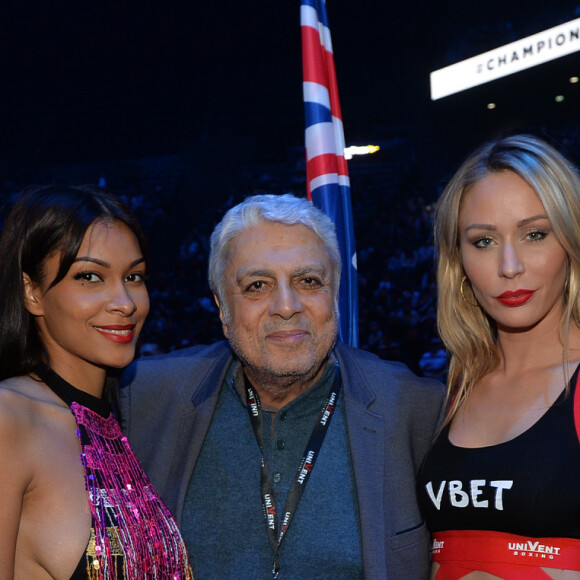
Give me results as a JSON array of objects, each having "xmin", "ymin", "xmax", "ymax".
[
  {"xmin": 496, "ymin": 290, "xmax": 535, "ymax": 307},
  {"xmin": 95, "ymin": 324, "xmax": 136, "ymax": 344}
]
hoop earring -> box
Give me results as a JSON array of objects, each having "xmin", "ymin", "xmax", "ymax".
[{"xmin": 460, "ymin": 276, "xmax": 478, "ymax": 306}]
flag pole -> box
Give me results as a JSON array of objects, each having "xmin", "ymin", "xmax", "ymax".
[{"xmin": 301, "ymin": 0, "xmax": 359, "ymax": 347}]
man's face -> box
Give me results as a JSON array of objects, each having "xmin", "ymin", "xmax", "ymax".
[{"xmin": 217, "ymin": 221, "xmax": 338, "ymax": 387}]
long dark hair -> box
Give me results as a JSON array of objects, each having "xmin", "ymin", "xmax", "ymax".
[{"xmin": 0, "ymin": 184, "xmax": 149, "ymax": 394}]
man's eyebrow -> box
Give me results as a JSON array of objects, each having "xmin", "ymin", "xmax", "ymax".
[
  {"xmin": 236, "ymin": 265, "xmax": 329, "ymax": 280},
  {"xmin": 237, "ymin": 268, "xmax": 275, "ymax": 279},
  {"xmin": 291, "ymin": 265, "xmax": 328, "ymax": 277}
]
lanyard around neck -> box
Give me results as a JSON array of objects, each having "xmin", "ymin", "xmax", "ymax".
[{"xmin": 244, "ymin": 363, "xmax": 342, "ymax": 579}]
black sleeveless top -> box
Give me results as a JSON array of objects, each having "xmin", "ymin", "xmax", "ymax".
[
  {"xmin": 35, "ymin": 365, "xmax": 193, "ymax": 579},
  {"xmin": 417, "ymin": 367, "xmax": 580, "ymax": 539}
]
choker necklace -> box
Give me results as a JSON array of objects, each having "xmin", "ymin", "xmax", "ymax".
[{"xmin": 34, "ymin": 363, "xmax": 110, "ymax": 417}]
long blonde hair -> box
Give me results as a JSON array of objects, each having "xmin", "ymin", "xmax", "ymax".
[{"xmin": 435, "ymin": 134, "xmax": 580, "ymax": 423}]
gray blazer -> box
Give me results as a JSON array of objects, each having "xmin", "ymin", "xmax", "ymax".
[{"xmin": 120, "ymin": 340, "xmax": 445, "ymax": 579}]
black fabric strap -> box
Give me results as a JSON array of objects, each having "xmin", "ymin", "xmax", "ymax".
[
  {"xmin": 244, "ymin": 363, "xmax": 342, "ymax": 578},
  {"xmin": 34, "ymin": 363, "xmax": 110, "ymax": 417}
]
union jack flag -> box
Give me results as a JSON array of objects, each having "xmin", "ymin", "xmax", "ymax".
[{"xmin": 301, "ymin": 0, "xmax": 358, "ymax": 347}]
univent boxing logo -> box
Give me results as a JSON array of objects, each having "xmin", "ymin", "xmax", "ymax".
[
  {"xmin": 509, "ymin": 541, "xmax": 561, "ymax": 560},
  {"xmin": 248, "ymin": 393, "xmax": 259, "ymax": 417},
  {"xmin": 264, "ymin": 494, "xmax": 276, "ymax": 530},
  {"xmin": 280, "ymin": 511, "xmax": 292, "ymax": 536},
  {"xmin": 320, "ymin": 392, "xmax": 337, "ymax": 426},
  {"xmin": 297, "ymin": 451, "xmax": 315, "ymax": 484}
]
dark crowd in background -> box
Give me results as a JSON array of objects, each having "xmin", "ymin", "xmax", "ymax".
[
  {"xmin": 2, "ymin": 120, "xmax": 578, "ymax": 384},
  {"xmin": 0, "ymin": 0, "xmax": 578, "ymax": 385}
]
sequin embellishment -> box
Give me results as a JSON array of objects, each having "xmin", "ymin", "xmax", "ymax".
[{"xmin": 72, "ymin": 402, "xmax": 193, "ymax": 579}]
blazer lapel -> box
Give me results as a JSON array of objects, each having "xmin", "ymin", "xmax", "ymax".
[
  {"xmin": 170, "ymin": 342, "xmax": 233, "ymax": 523},
  {"xmin": 336, "ymin": 344, "xmax": 388, "ymax": 578}
]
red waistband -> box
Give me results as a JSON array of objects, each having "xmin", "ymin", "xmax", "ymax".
[{"xmin": 432, "ymin": 530, "xmax": 580, "ymax": 571}]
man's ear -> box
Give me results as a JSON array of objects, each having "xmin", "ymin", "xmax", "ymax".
[
  {"xmin": 23, "ymin": 273, "xmax": 44, "ymax": 316},
  {"xmin": 213, "ymin": 294, "xmax": 229, "ymax": 339}
]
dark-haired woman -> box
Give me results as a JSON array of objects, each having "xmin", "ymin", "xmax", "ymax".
[{"xmin": 0, "ymin": 185, "xmax": 192, "ymax": 578}]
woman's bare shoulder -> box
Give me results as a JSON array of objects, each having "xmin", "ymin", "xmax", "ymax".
[
  {"xmin": 0, "ymin": 377, "xmax": 55, "ymax": 497},
  {"xmin": 0, "ymin": 375, "xmax": 66, "ymax": 437}
]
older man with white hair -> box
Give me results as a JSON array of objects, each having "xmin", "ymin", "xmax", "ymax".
[{"xmin": 120, "ymin": 193, "xmax": 444, "ymax": 580}]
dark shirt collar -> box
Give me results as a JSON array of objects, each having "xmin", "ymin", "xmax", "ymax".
[{"xmin": 225, "ymin": 355, "xmax": 337, "ymax": 414}]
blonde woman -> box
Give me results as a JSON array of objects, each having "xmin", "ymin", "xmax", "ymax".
[{"xmin": 418, "ymin": 135, "xmax": 580, "ymax": 579}]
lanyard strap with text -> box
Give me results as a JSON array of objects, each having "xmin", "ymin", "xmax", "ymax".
[{"xmin": 244, "ymin": 363, "xmax": 341, "ymax": 579}]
